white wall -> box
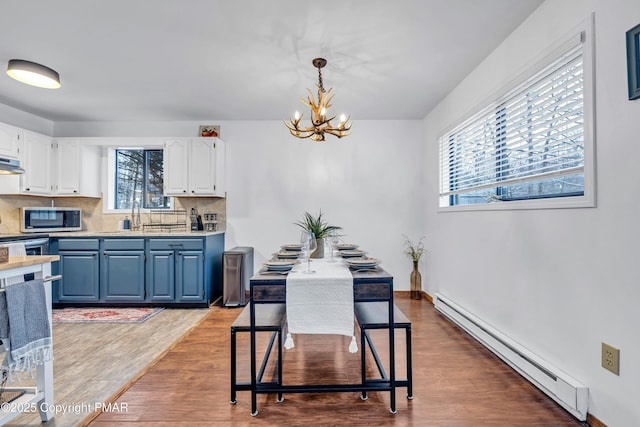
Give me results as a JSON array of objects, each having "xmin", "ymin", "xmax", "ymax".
[
  {"xmin": 54, "ymin": 119, "xmax": 426, "ymax": 291},
  {"xmin": 423, "ymin": 0, "xmax": 640, "ymax": 425},
  {"xmin": 0, "ymin": 103, "xmax": 54, "ymax": 135}
]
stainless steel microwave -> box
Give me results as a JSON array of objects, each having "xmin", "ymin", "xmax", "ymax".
[{"xmin": 21, "ymin": 207, "xmax": 82, "ymax": 232}]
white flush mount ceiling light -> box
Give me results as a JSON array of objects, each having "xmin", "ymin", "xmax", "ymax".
[
  {"xmin": 6, "ymin": 59, "xmax": 61, "ymax": 89},
  {"xmin": 285, "ymin": 58, "xmax": 352, "ymax": 141}
]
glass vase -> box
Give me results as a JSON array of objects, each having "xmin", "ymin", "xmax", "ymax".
[{"xmin": 410, "ymin": 260, "xmax": 422, "ymax": 300}]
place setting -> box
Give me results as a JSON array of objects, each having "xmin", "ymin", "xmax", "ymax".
[
  {"xmin": 344, "ymin": 257, "xmax": 381, "ymax": 272},
  {"xmin": 260, "ymin": 259, "xmax": 299, "ymax": 275},
  {"xmin": 274, "ymin": 249, "xmax": 303, "ymax": 260}
]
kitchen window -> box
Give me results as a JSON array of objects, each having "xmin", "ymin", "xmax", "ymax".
[
  {"xmin": 113, "ymin": 149, "xmax": 170, "ymax": 210},
  {"xmin": 439, "ymin": 22, "xmax": 595, "ymax": 210}
]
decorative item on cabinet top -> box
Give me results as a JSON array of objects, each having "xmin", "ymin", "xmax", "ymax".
[{"xmin": 199, "ymin": 125, "xmax": 220, "ymax": 138}]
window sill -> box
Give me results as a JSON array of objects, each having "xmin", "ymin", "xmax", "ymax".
[{"xmin": 437, "ymin": 194, "xmax": 596, "ymax": 212}]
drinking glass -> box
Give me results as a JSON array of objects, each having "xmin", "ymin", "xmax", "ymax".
[
  {"xmin": 300, "ymin": 230, "xmax": 316, "ymax": 273},
  {"xmin": 327, "ymin": 229, "xmax": 340, "ymax": 263}
]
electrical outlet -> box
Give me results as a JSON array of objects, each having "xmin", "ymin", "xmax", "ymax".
[{"xmin": 601, "ymin": 342, "xmax": 620, "ymax": 375}]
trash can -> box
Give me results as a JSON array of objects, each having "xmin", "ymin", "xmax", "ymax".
[{"xmin": 222, "ymin": 246, "xmax": 254, "ymax": 307}]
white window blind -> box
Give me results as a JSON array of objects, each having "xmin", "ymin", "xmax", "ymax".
[{"xmin": 439, "ymin": 35, "xmax": 587, "ymax": 207}]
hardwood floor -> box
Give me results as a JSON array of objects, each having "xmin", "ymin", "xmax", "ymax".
[
  {"xmin": 5, "ymin": 308, "xmax": 210, "ymax": 426},
  {"xmin": 88, "ymin": 295, "xmax": 586, "ymax": 426}
]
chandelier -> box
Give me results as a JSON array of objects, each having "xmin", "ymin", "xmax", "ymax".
[{"xmin": 285, "ymin": 58, "xmax": 352, "ymax": 141}]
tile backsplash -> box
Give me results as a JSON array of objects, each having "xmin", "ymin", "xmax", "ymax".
[{"xmin": 0, "ymin": 195, "xmax": 225, "ymax": 234}]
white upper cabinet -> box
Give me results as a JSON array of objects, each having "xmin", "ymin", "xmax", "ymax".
[
  {"xmin": 163, "ymin": 138, "xmax": 225, "ymax": 197},
  {"xmin": 0, "ymin": 122, "xmax": 21, "ymax": 159},
  {"xmin": 163, "ymin": 139, "xmax": 190, "ymax": 195},
  {"xmin": 0, "ymin": 127, "xmax": 101, "ymax": 197},
  {"xmin": 21, "ymin": 130, "xmax": 52, "ymax": 195},
  {"xmin": 54, "ymin": 138, "xmax": 101, "ymax": 197}
]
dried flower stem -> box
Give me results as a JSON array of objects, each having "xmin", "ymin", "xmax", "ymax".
[{"xmin": 403, "ymin": 235, "xmax": 425, "ymax": 262}]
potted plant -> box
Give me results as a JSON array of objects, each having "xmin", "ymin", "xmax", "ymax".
[
  {"xmin": 403, "ymin": 235, "xmax": 425, "ymax": 300},
  {"xmin": 295, "ymin": 210, "xmax": 342, "ymax": 258}
]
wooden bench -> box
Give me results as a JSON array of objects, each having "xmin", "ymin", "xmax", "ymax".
[
  {"xmin": 230, "ymin": 304, "xmax": 286, "ymax": 404},
  {"xmin": 354, "ymin": 301, "xmax": 413, "ymax": 400}
]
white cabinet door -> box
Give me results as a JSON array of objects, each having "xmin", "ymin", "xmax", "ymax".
[
  {"xmin": 0, "ymin": 123, "xmax": 21, "ymax": 159},
  {"xmin": 189, "ymin": 138, "xmax": 216, "ymax": 195},
  {"xmin": 54, "ymin": 138, "xmax": 101, "ymax": 197},
  {"xmin": 163, "ymin": 139, "xmax": 190, "ymax": 195},
  {"xmin": 22, "ymin": 131, "xmax": 52, "ymax": 195},
  {"xmin": 56, "ymin": 139, "xmax": 81, "ymax": 195},
  {"xmin": 163, "ymin": 138, "xmax": 224, "ymax": 197}
]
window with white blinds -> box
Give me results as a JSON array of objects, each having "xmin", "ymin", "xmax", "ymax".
[{"xmin": 439, "ymin": 28, "xmax": 595, "ymax": 209}]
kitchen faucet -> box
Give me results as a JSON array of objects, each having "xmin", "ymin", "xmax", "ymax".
[{"xmin": 131, "ymin": 200, "xmax": 141, "ymax": 231}]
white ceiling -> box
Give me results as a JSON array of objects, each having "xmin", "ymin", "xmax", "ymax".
[{"xmin": 0, "ymin": 0, "xmax": 544, "ymax": 122}]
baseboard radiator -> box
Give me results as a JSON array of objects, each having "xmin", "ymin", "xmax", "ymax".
[{"xmin": 434, "ymin": 293, "xmax": 588, "ymax": 421}]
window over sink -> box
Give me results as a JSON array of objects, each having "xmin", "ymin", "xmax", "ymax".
[{"xmin": 106, "ymin": 147, "xmax": 171, "ymax": 212}]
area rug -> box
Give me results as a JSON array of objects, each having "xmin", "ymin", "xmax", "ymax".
[{"xmin": 52, "ymin": 307, "xmax": 164, "ymax": 323}]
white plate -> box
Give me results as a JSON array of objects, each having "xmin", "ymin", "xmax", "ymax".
[
  {"xmin": 264, "ymin": 260, "xmax": 297, "ymax": 267},
  {"xmin": 346, "ymin": 257, "xmax": 379, "ymax": 267},
  {"xmin": 337, "ymin": 243, "xmax": 359, "ymax": 250},
  {"xmin": 276, "ymin": 251, "xmax": 302, "ymax": 259},
  {"xmin": 340, "ymin": 249, "xmax": 366, "ymax": 257},
  {"xmin": 263, "ymin": 260, "xmax": 297, "ymax": 271},
  {"xmin": 281, "ymin": 244, "xmax": 303, "ymax": 251}
]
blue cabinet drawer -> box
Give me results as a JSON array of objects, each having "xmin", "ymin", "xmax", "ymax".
[
  {"xmin": 103, "ymin": 238, "xmax": 145, "ymax": 250},
  {"xmin": 57, "ymin": 239, "xmax": 100, "ymax": 251},
  {"xmin": 148, "ymin": 239, "xmax": 203, "ymax": 251}
]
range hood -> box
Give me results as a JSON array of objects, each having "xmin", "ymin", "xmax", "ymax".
[{"xmin": 0, "ymin": 157, "xmax": 25, "ymax": 175}]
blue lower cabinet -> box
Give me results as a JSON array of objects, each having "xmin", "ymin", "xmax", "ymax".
[
  {"xmin": 101, "ymin": 251, "xmax": 146, "ymax": 302},
  {"xmin": 52, "ymin": 233, "xmax": 224, "ymax": 306},
  {"xmin": 148, "ymin": 251, "xmax": 176, "ymax": 301},
  {"xmin": 176, "ymin": 250, "xmax": 205, "ymax": 302},
  {"xmin": 58, "ymin": 250, "xmax": 100, "ymax": 302}
]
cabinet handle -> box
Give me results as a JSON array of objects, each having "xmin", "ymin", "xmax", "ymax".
[{"xmin": 183, "ymin": 190, "xmax": 187, "ymax": 193}]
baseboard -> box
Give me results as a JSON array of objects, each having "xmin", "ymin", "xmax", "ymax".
[
  {"xmin": 422, "ymin": 291, "xmax": 433, "ymax": 304},
  {"xmin": 434, "ymin": 293, "xmax": 588, "ymax": 421},
  {"xmin": 394, "ymin": 290, "xmax": 433, "ymax": 304},
  {"xmin": 587, "ymin": 413, "xmax": 607, "ymax": 427}
]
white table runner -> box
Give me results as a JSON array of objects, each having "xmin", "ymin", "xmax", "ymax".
[{"xmin": 284, "ymin": 258, "xmax": 357, "ymax": 353}]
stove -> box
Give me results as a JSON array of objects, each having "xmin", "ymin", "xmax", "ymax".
[
  {"xmin": 0, "ymin": 234, "xmax": 49, "ymax": 255},
  {"xmin": 0, "ymin": 234, "xmax": 49, "ymax": 243}
]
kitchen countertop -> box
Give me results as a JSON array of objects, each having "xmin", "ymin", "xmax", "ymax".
[
  {"xmin": 0, "ymin": 255, "xmax": 60, "ymax": 271},
  {"xmin": 47, "ymin": 230, "xmax": 224, "ymax": 238}
]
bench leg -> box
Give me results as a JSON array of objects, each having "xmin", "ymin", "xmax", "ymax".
[
  {"xmin": 230, "ymin": 329, "xmax": 237, "ymax": 404},
  {"xmin": 277, "ymin": 328, "xmax": 284, "ymax": 403},
  {"xmin": 360, "ymin": 325, "xmax": 368, "ymax": 400},
  {"xmin": 406, "ymin": 326, "xmax": 413, "ymax": 399}
]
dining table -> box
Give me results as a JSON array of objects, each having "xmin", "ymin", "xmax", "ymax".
[{"xmin": 248, "ymin": 255, "xmax": 397, "ymax": 416}]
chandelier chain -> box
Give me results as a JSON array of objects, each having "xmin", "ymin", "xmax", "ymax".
[{"xmin": 317, "ymin": 66, "xmax": 325, "ymax": 94}]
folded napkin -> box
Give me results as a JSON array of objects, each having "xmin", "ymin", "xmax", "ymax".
[
  {"xmin": 1, "ymin": 279, "xmax": 53, "ymax": 380},
  {"xmin": 284, "ymin": 259, "xmax": 357, "ymax": 353}
]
